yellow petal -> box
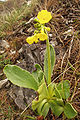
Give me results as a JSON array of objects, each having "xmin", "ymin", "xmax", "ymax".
[
  {"xmin": 33, "ymin": 35, "xmax": 39, "ymax": 43},
  {"xmin": 37, "ymin": 10, "xmax": 52, "ymax": 24},
  {"xmin": 37, "ymin": 33, "xmax": 48, "ymax": 41},
  {"xmin": 26, "ymin": 35, "xmax": 39, "ymax": 44},
  {"xmin": 26, "ymin": 36, "xmax": 34, "ymax": 44}
]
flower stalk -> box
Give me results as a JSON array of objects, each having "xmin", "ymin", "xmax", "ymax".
[{"xmin": 46, "ymin": 32, "xmax": 51, "ymax": 85}]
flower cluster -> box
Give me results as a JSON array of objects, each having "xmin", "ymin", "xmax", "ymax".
[{"xmin": 26, "ymin": 10, "xmax": 52, "ymax": 44}]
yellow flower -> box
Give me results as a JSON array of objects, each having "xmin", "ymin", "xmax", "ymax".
[
  {"xmin": 26, "ymin": 35, "xmax": 39, "ymax": 44},
  {"xmin": 37, "ymin": 10, "xmax": 52, "ymax": 24},
  {"xmin": 37, "ymin": 32, "xmax": 48, "ymax": 41},
  {"xmin": 26, "ymin": 36, "xmax": 34, "ymax": 44},
  {"xmin": 34, "ymin": 35, "xmax": 39, "ymax": 43},
  {"xmin": 45, "ymin": 27, "xmax": 51, "ymax": 31}
]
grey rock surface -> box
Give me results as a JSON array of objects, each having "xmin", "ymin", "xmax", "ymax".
[
  {"xmin": 9, "ymin": 85, "xmax": 36, "ymax": 110},
  {"xmin": 9, "ymin": 43, "xmax": 41, "ymax": 110}
]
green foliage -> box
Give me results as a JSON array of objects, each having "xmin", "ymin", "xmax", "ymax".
[
  {"xmin": 26, "ymin": 115, "xmax": 36, "ymax": 120},
  {"xmin": 64, "ymin": 103, "xmax": 77, "ymax": 119},
  {"xmin": 44, "ymin": 45, "xmax": 55, "ymax": 84},
  {"xmin": 54, "ymin": 85, "xmax": 62, "ymax": 99},
  {"xmin": 32, "ymin": 82, "xmax": 63, "ymax": 117},
  {"xmin": 32, "ymin": 82, "xmax": 50, "ymax": 118},
  {"xmin": 49, "ymin": 99, "xmax": 64, "ymax": 116},
  {"xmin": 32, "ymin": 64, "xmax": 44, "ymax": 85},
  {"xmin": 3, "ymin": 65, "xmax": 38, "ymax": 90},
  {"xmin": 32, "ymin": 80, "xmax": 77, "ymax": 118},
  {"xmin": 0, "ymin": 58, "xmax": 11, "ymax": 69},
  {"xmin": 56, "ymin": 80, "xmax": 70, "ymax": 99}
]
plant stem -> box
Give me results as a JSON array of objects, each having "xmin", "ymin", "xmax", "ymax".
[
  {"xmin": 46, "ymin": 33, "xmax": 51, "ymax": 85},
  {"xmin": 63, "ymin": 113, "xmax": 65, "ymax": 120}
]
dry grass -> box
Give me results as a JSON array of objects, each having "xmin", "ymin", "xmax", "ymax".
[{"xmin": 0, "ymin": 0, "xmax": 39, "ymax": 37}]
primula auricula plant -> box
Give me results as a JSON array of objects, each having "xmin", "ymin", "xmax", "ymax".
[{"xmin": 3, "ymin": 10, "xmax": 77, "ymax": 119}]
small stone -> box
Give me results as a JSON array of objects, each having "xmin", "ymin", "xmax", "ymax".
[
  {"xmin": 15, "ymin": 96, "xmax": 26, "ymax": 110},
  {"xmin": 1, "ymin": 40, "xmax": 10, "ymax": 48},
  {"xmin": 0, "ymin": 79, "xmax": 8, "ymax": 89},
  {"xmin": 5, "ymin": 81, "xmax": 11, "ymax": 88},
  {"xmin": 27, "ymin": 0, "xmax": 31, "ymax": 6},
  {"xmin": 49, "ymin": 34, "xmax": 53, "ymax": 37},
  {"xmin": 18, "ymin": 47, "xmax": 23, "ymax": 53}
]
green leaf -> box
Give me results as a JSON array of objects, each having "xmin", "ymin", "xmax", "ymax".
[
  {"xmin": 38, "ymin": 70, "xmax": 44, "ymax": 83},
  {"xmin": 41, "ymin": 103, "xmax": 50, "ymax": 118},
  {"xmin": 55, "ymin": 99, "xmax": 64, "ymax": 106},
  {"xmin": 49, "ymin": 100, "xmax": 64, "ymax": 116},
  {"xmin": 3, "ymin": 65, "xmax": 38, "ymax": 91},
  {"xmin": 32, "ymin": 99, "xmax": 42, "ymax": 110},
  {"xmin": 55, "ymin": 85, "xmax": 62, "ymax": 99},
  {"xmin": 38, "ymin": 82, "xmax": 49, "ymax": 100},
  {"xmin": 44, "ymin": 45, "xmax": 55, "ymax": 83},
  {"xmin": 64, "ymin": 103, "xmax": 77, "ymax": 119},
  {"xmin": 32, "ymin": 99, "xmax": 49, "ymax": 118},
  {"xmin": 37, "ymin": 99, "xmax": 47, "ymax": 114},
  {"xmin": 32, "ymin": 82, "xmax": 50, "ymax": 117},
  {"xmin": 32, "ymin": 64, "xmax": 42, "ymax": 79},
  {"xmin": 32, "ymin": 64, "xmax": 44, "ymax": 84},
  {"xmin": 34, "ymin": 64, "xmax": 42, "ymax": 71},
  {"xmin": 26, "ymin": 115, "xmax": 36, "ymax": 120},
  {"xmin": 57, "ymin": 80, "xmax": 70, "ymax": 99},
  {"xmin": 48, "ymin": 83, "xmax": 55, "ymax": 97}
]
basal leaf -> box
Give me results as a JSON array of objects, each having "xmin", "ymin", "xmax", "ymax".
[
  {"xmin": 41, "ymin": 103, "xmax": 50, "ymax": 118},
  {"xmin": 64, "ymin": 103, "xmax": 77, "ymax": 119},
  {"xmin": 55, "ymin": 85, "xmax": 62, "ymax": 99},
  {"xmin": 3, "ymin": 65, "xmax": 38, "ymax": 91},
  {"xmin": 32, "ymin": 99, "xmax": 42, "ymax": 110},
  {"xmin": 34, "ymin": 64, "xmax": 42, "ymax": 71},
  {"xmin": 57, "ymin": 80, "xmax": 70, "ymax": 99},
  {"xmin": 32, "ymin": 64, "xmax": 44, "ymax": 84},
  {"xmin": 32, "ymin": 99, "xmax": 49, "ymax": 118},
  {"xmin": 38, "ymin": 82, "xmax": 49, "ymax": 100},
  {"xmin": 49, "ymin": 100, "xmax": 64, "ymax": 116},
  {"xmin": 48, "ymin": 83, "xmax": 55, "ymax": 97},
  {"xmin": 37, "ymin": 99, "xmax": 47, "ymax": 114}
]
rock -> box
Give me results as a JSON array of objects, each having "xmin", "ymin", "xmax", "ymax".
[
  {"xmin": 17, "ymin": 43, "xmax": 42, "ymax": 72},
  {"xmin": 0, "ymin": 40, "xmax": 10, "ymax": 48},
  {"xmin": 27, "ymin": 0, "xmax": 31, "ymax": 6},
  {"xmin": 0, "ymin": 78, "xmax": 8, "ymax": 89},
  {"xmin": 5, "ymin": 81, "xmax": 11, "ymax": 88},
  {"xmin": 0, "ymin": 40, "xmax": 9, "ymax": 54},
  {"xmin": 23, "ymin": 88, "xmax": 36, "ymax": 105},
  {"xmin": 15, "ymin": 87, "xmax": 26, "ymax": 110},
  {"xmin": 15, "ymin": 96, "xmax": 26, "ymax": 110},
  {"xmin": 9, "ymin": 85, "xmax": 36, "ymax": 110}
]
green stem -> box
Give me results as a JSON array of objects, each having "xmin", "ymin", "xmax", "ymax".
[{"xmin": 46, "ymin": 34, "xmax": 51, "ymax": 85}]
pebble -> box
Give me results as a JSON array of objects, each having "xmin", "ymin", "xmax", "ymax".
[{"xmin": 0, "ymin": 78, "xmax": 8, "ymax": 89}]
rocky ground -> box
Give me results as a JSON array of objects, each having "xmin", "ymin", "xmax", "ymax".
[{"xmin": 0, "ymin": 0, "xmax": 80, "ymax": 119}]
